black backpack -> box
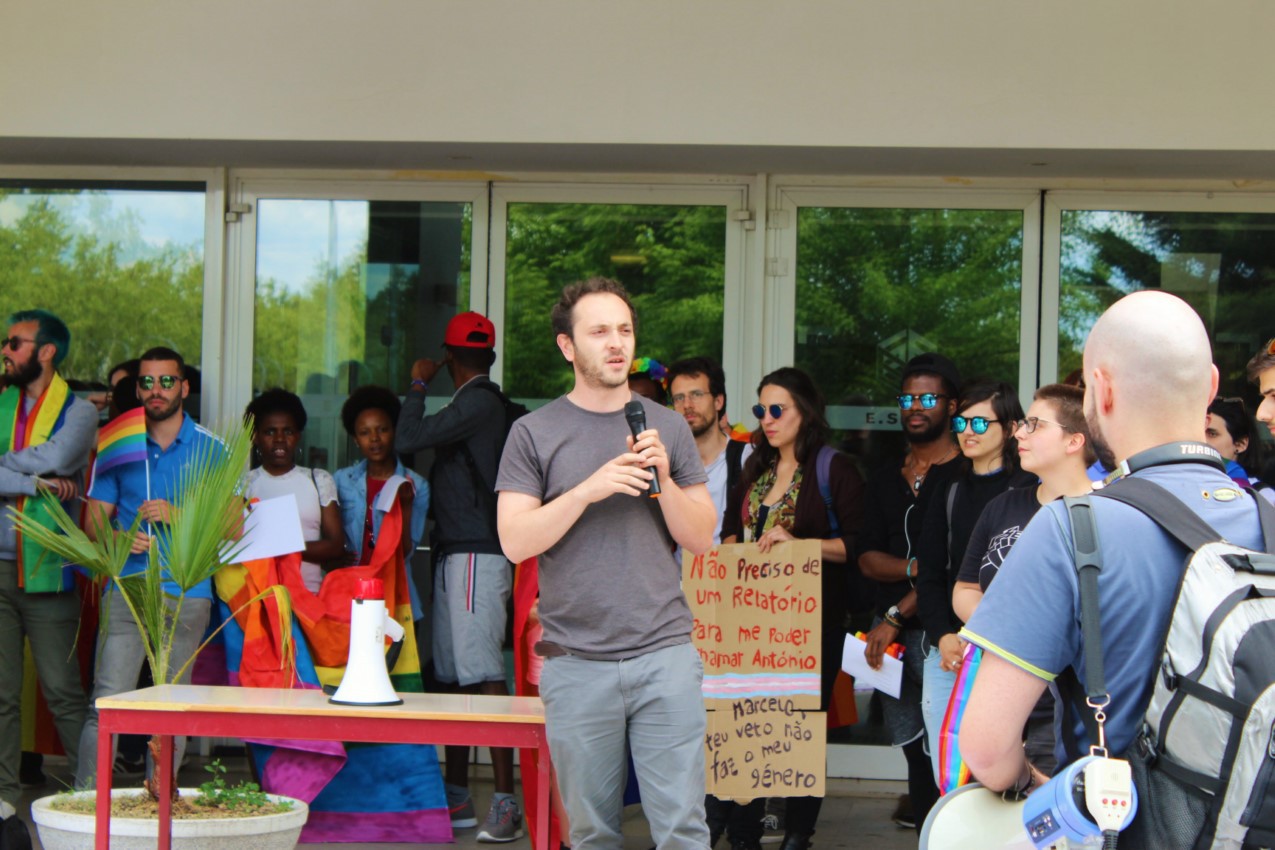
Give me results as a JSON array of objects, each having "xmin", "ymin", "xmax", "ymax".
[{"xmin": 434, "ymin": 380, "xmax": 528, "ymax": 537}]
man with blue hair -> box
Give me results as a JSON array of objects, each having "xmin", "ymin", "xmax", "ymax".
[{"xmin": 0, "ymin": 309, "xmax": 97, "ymax": 821}]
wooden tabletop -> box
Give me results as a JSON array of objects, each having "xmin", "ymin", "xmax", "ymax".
[{"xmin": 97, "ymin": 684, "xmax": 546, "ymax": 724}]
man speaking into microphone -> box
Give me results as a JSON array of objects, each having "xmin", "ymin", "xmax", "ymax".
[{"xmin": 497, "ymin": 277, "xmax": 717, "ymax": 850}]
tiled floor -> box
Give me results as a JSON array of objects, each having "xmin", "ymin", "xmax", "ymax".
[{"xmin": 16, "ymin": 754, "xmax": 919, "ymax": 850}]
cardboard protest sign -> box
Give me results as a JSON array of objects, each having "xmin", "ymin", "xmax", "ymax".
[
  {"xmin": 704, "ymin": 698, "xmax": 827, "ymax": 798},
  {"xmin": 684, "ymin": 540, "xmax": 823, "ymax": 710},
  {"xmin": 685, "ymin": 540, "xmax": 827, "ymax": 798}
]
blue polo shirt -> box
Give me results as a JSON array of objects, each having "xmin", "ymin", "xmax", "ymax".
[
  {"xmin": 961, "ymin": 462, "xmax": 1265, "ymax": 763},
  {"xmin": 88, "ymin": 414, "xmax": 225, "ymax": 600}
]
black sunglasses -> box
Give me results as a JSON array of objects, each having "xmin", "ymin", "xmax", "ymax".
[
  {"xmin": 752, "ymin": 403, "xmax": 789, "ymax": 420},
  {"xmin": 138, "ymin": 375, "xmax": 181, "ymax": 391},
  {"xmin": 952, "ymin": 416, "xmax": 1002, "ymax": 435},
  {"xmin": 897, "ymin": 393, "xmax": 947, "ymax": 410},
  {"xmin": 0, "ymin": 336, "xmax": 37, "ymax": 351}
]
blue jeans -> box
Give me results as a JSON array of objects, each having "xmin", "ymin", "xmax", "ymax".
[
  {"xmin": 540, "ymin": 642, "xmax": 708, "ymax": 850},
  {"xmin": 76, "ymin": 588, "xmax": 210, "ymax": 788},
  {"xmin": 920, "ymin": 642, "xmax": 958, "ymax": 784}
]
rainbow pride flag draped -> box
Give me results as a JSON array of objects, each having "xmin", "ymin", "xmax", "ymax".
[
  {"xmin": 0, "ymin": 375, "xmax": 79, "ymax": 591},
  {"xmin": 937, "ymin": 644, "xmax": 984, "ymax": 795},
  {"xmin": 214, "ymin": 494, "xmax": 449, "ymax": 843},
  {"xmin": 93, "ymin": 407, "xmax": 147, "ymax": 476}
]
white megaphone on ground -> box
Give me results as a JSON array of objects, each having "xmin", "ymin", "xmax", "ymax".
[{"xmin": 330, "ymin": 577, "xmax": 405, "ymax": 706}]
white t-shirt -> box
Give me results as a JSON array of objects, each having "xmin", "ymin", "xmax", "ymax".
[{"xmin": 244, "ymin": 465, "xmax": 339, "ymax": 592}]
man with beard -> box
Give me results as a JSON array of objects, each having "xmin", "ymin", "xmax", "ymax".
[
  {"xmin": 76, "ymin": 346, "xmax": 222, "ymax": 789},
  {"xmin": 666, "ymin": 356, "xmax": 759, "ymax": 850},
  {"xmin": 496, "ymin": 278, "xmax": 716, "ymax": 850},
  {"xmin": 959, "ymin": 293, "xmax": 1265, "ymax": 847},
  {"xmin": 667, "ymin": 357, "xmax": 750, "ymax": 547},
  {"xmin": 855, "ymin": 352, "xmax": 962, "ymax": 833},
  {"xmin": 0, "ymin": 310, "xmax": 96, "ymax": 821}
]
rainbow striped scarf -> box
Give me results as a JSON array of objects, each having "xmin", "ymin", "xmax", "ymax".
[{"xmin": 0, "ymin": 375, "xmax": 76, "ymax": 592}]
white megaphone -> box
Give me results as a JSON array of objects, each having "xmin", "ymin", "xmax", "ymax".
[{"xmin": 330, "ymin": 577, "xmax": 405, "ymax": 706}]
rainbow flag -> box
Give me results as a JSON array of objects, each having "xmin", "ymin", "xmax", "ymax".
[
  {"xmin": 938, "ymin": 644, "xmax": 984, "ymax": 795},
  {"xmin": 94, "ymin": 407, "xmax": 147, "ymax": 475},
  {"xmin": 214, "ymin": 496, "xmax": 449, "ymax": 844}
]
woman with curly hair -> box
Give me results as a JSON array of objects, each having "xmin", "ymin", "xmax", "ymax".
[
  {"xmin": 333, "ymin": 385, "xmax": 429, "ymax": 614},
  {"xmin": 721, "ymin": 366, "xmax": 864, "ymax": 850},
  {"xmin": 243, "ymin": 388, "xmax": 345, "ymax": 593}
]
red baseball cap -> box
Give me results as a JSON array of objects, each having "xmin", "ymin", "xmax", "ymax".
[{"xmin": 443, "ymin": 312, "xmax": 496, "ymax": 349}]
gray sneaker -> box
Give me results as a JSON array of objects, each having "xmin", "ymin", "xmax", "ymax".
[
  {"xmin": 449, "ymin": 794, "xmax": 478, "ymax": 829},
  {"xmin": 477, "ymin": 797, "xmax": 524, "ymax": 843}
]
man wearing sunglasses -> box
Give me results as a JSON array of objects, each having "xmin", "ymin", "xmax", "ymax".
[
  {"xmin": 855, "ymin": 351, "xmax": 962, "ymax": 832},
  {"xmin": 77, "ymin": 346, "xmax": 222, "ymax": 790},
  {"xmin": 0, "ymin": 310, "xmax": 97, "ymax": 821}
]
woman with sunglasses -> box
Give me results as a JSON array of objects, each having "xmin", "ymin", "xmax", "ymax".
[
  {"xmin": 914, "ymin": 380, "xmax": 1033, "ymax": 781},
  {"xmin": 721, "ymin": 367, "xmax": 864, "ymax": 850},
  {"xmin": 1205, "ymin": 396, "xmax": 1264, "ymax": 488},
  {"xmin": 950, "ymin": 383, "xmax": 1095, "ymax": 775},
  {"xmin": 333, "ymin": 385, "xmax": 428, "ymax": 617},
  {"xmin": 243, "ymin": 388, "xmax": 346, "ymax": 593}
]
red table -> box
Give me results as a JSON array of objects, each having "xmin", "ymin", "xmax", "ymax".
[{"xmin": 94, "ymin": 684, "xmax": 550, "ymax": 850}]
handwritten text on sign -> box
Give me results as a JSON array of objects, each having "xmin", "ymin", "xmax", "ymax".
[
  {"xmin": 684, "ymin": 540, "xmax": 823, "ymax": 710},
  {"xmin": 704, "ymin": 698, "xmax": 827, "ymax": 798}
]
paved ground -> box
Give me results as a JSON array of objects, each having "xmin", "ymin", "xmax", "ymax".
[{"xmin": 16, "ymin": 753, "xmax": 920, "ymax": 850}]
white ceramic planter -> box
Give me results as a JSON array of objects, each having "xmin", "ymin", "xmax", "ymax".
[{"xmin": 30, "ymin": 788, "xmax": 309, "ymax": 850}]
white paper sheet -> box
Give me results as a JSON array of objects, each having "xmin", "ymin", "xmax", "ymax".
[
  {"xmin": 374, "ymin": 474, "xmax": 411, "ymax": 512},
  {"xmin": 229, "ymin": 493, "xmax": 306, "ymax": 564},
  {"xmin": 841, "ymin": 632, "xmax": 905, "ymax": 699}
]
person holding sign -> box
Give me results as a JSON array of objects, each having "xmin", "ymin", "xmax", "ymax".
[
  {"xmin": 496, "ymin": 277, "xmax": 718, "ymax": 850},
  {"xmin": 721, "ymin": 367, "xmax": 864, "ymax": 850}
]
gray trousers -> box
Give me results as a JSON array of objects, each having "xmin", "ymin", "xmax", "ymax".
[
  {"xmin": 75, "ymin": 587, "xmax": 210, "ymax": 788},
  {"xmin": 0, "ymin": 558, "xmax": 86, "ymax": 807},
  {"xmin": 540, "ymin": 642, "xmax": 709, "ymax": 850}
]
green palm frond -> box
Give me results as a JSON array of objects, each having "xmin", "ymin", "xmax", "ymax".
[
  {"xmin": 7, "ymin": 418, "xmax": 256, "ymax": 688},
  {"xmin": 7, "ymin": 493, "xmax": 139, "ymax": 582},
  {"xmin": 152, "ymin": 420, "xmax": 253, "ymax": 594}
]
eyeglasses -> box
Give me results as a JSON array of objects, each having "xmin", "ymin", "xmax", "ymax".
[
  {"xmin": 670, "ymin": 389, "xmax": 710, "ymax": 406},
  {"xmin": 137, "ymin": 375, "xmax": 181, "ymax": 391},
  {"xmin": 1013, "ymin": 416, "xmax": 1071, "ymax": 435},
  {"xmin": 0, "ymin": 337, "xmax": 36, "ymax": 351},
  {"xmin": 952, "ymin": 416, "xmax": 1002, "ymax": 435},
  {"xmin": 897, "ymin": 393, "xmax": 947, "ymax": 410},
  {"xmin": 753, "ymin": 403, "xmax": 789, "ymax": 420}
]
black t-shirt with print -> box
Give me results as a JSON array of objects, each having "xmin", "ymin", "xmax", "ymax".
[{"xmin": 957, "ymin": 485, "xmax": 1042, "ymax": 591}]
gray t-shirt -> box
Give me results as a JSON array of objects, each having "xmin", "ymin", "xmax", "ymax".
[{"xmin": 496, "ymin": 393, "xmax": 708, "ymax": 660}]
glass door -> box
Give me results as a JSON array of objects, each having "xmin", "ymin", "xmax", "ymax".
[
  {"xmin": 769, "ymin": 185, "xmax": 1041, "ymax": 779},
  {"xmin": 489, "ymin": 182, "xmax": 752, "ymax": 417},
  {"xmin": 226, "ymin": 179, "xmax": 488, "ymax": 472}
]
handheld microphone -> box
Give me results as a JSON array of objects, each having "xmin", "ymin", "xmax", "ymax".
[{"xmin": 624, "ymin": 400, "xmax": 662, "ymax": 498}]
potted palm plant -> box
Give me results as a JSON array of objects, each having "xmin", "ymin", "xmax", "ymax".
[{"xmin": 8, "ymin": 417, "xmax": 308, "ymax": 850}]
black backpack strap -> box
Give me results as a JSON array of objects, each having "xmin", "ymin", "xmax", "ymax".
[
  {"xmin": 1102, "ymin": 475, "xmax": 1275, "ymax": 555},
  {"xmin": 815, "ymin": 445, "xmax": 841, "ymax": 538},
  {"xmin": 1064, "ymin": 495, "xmax": 1108, "ymax": 705},
  {"xmin": 1094, "ymin": 477, "xmax": 1224, "ymax": 551},
  {"xmin": 725, "ymin": 438, "xmax": 746, "ymax": 505},
  {"xmin": 945, "ymin": 479, "xmax": 959, "ymax": 560}
]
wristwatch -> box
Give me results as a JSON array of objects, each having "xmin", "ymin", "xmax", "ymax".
[{"xmin": 884, "ymin": 605, "xmax": 904, "ymax": 627}]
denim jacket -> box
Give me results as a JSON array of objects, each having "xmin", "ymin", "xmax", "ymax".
[{"xmin": 334, "ymin": 460, "xmax": 429, "ymax": 619}]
